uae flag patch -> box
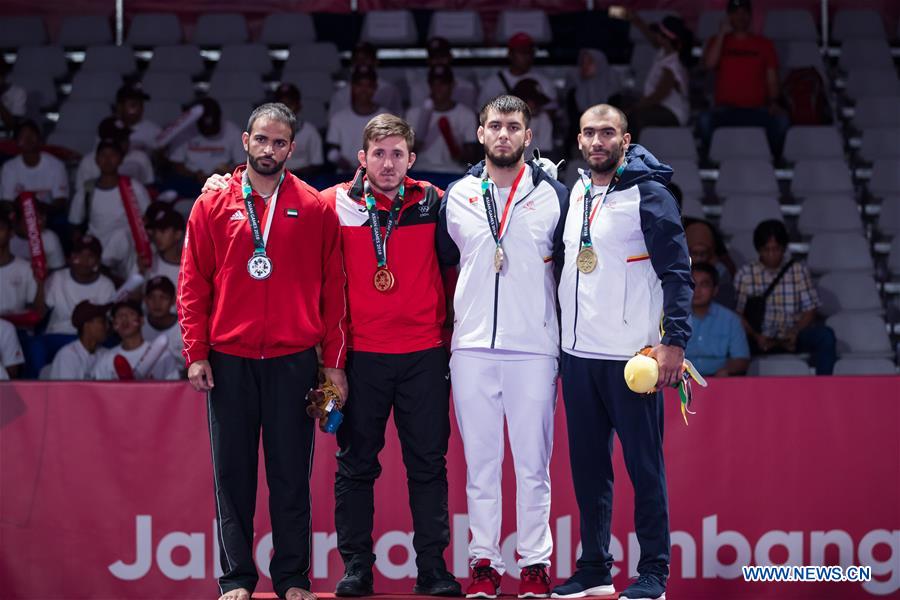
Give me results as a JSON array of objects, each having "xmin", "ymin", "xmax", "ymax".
[{"xmin": 285, "ymin": 208, "xmax": 299, "ymax": 218}]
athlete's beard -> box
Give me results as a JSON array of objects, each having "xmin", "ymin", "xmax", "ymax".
[
  {"xmin": 248, "ymin": 153, "xmax": 286, "ymax": 176},
  {"xmin": 583, "ymin": 139, "xmax": 624, "ymax": 176},
  {"xmin": 484, "ymin": 142, "xmax": 526, "ymax": 169}
]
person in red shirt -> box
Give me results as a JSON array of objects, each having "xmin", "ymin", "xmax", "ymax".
[
  {"xmin": 698, "ymin": 0, "xmax": 790, "ymax": 156},
  {"xmin": 179, "ymin": 102, "xmax": 347, "ymax": 600}
]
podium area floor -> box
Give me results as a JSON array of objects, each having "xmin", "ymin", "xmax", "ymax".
[{"xmin": 249, "ymin": 595, "xmax": 619, "ymax": 599}]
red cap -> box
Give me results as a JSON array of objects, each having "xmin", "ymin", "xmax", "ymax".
[{"xmin": 508, "ymin": 32, "xmax": 534, "ymax": 50}]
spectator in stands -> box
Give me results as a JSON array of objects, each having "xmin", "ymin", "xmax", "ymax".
[
  {"xmin": 10, "ymin": 200, "xmax": 66, "ymax": 271},
  {"xmin": 328, "ymin": 42, "xmax": 403, "ymax": 118},
  {"xmin": 0, "ymin": 206, "xmax": 44, "ymax": 317},
  {"xmin": 167, "ymin": 98, "xmax": 244, "ymax": 195},
  {"xmin": 405, "ymin": 65, "xmax": 478, "ymax": 173},
  {"xmin": 75, "ymin": 117, "xmax": 155, "ymax": 190},
  {"xmin": 511, "ymin": 78, "xmax": 554, "ymax": 156},
  {"xmin": 684, "ymin": 219, "xmax": 737, "ymax": 309},
  {"xmin": 735, "ymin": 219, "xmax": 836, "ymax": 375},
  {"xmin": 477, "ymin": 33, "xmax": 555, "ymax": 110},
  {"xmin": 144, "ymin": 205, "xmax": 184, "ymax": 287},
  {"xmin": 274, "ymin": 83, "xmax": 324, "ymax": 178},
  {"xmin": 0, "ymin": 317, "xmax": 25, "ymax": 379},
  {"xmin": 92, "ymin": 300, "xmax": 180, "ymax": 380},
  {"xmin": 326, "ymin": 66, "xmax": 388, "ymax": 172},
  {"xmin": 0, "ymin": 60, "xmax": 27, "ymax": 131},
  {"xmin": 698, "ymin": 0, "xmax": 790, "ymax": 157},
  {"xmin": 114, "ymin": 83, "xmax": 160, "ymax": 153},
  {"xmin": 0, "ymin": 120, "xmax": 69, "ymax": 213},
  {"xmin": 685, "ymin": 262, "xmax": 749, "ymax": 376},
  {"xmin": 625, "ymin": 14, "xmax": 692, "ymax": 140},
  {"xmin": 412, "ymin": 36, "xmax": 477, "ymax": 109},
  {"xmin": 46, "ymin": 300, "xmax": 110, "ymax": 380},
  {"xmin": 572, "ymin": 49, "xmax": 615, "ymax": 113},
  {"xmin": 141, "ymin": 275, "xmax": 184, "ymax": 372}
]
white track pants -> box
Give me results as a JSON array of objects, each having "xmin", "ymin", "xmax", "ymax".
[{"xmin": 450, "ymin": 350, "xmax": 557, "ymax": 574}]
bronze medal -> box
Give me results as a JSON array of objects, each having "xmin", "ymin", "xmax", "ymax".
[
  {"xmin": 576, "ymin": 247, "xmax": 597, "ymax": 274},
  {"xmin": 373, "ymin": 267, "xmax": 395, "ymax": 292}
]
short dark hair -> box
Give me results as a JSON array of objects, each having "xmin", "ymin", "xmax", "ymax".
[
  {"xmin": 246, "ymin": 102, "xmax": 297, "ymax": 141},
  {"xmin": 753, "ymin": 219, "xmax": 788, "ymax": 251},
  {"xmin": 362, "ymin": 113, "xmax": 415, "ymax": 152},
  {"xmin": 691, "ymin": 261, "xmax": 719, "ymax": 286},
  {"xmin": 14, "ymin": 119, "xmax": 41, "ymax": 140},
  {"xmin": 581, "ymin": 104, "xmax": 629, "ymax": 135},
  {"xmin": 479, "ymin": 95, "xmax": 531, "ymax": 129}
]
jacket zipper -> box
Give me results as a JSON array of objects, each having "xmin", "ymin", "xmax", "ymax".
[
  {"xmin": 572, "ymin": 268, "xmax": 580, "ymax": 349},
  {"xmin": 489, "ymin": 272, "xmax": 500, "ymax": 348}
]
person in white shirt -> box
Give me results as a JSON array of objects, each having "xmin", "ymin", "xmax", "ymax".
[
  {"xmin": 477, "ymin": 33, "xmax": 556, "ymax": 111},
  {"xmin": 326, "ymin": 66, "xmax": 388, "ymax": 173},
  {"xmin": 75, "ymin": 117, "xmax": 155, "ymax": 189},
  {"xmin": 408, "ymin": 37, "xmax": 478, "ymax": 111},
  {"xmin": 168, "ymin": 98, "xmax": 244, "ymax": 193},
  {"xmin": 10, "ymin": 200, "xmax": 65, "ymax": 271},
  {"xmin": 0, "ymin": 120, "xmax": 69, "ymax": 212},
  {"xmin": 0, "ymin": 207, "xmax": 44, "ymax": 317},
  {"xmin": 405, "ymin": 65, "xmax": 478, "ymax": 174},
  {"xmin": 0, "ymin": 60, "xmax": 27, "ymax": 131},
  {"xmin": 114, "ymin": 83, "xmax": 161, "ymax": 153},
  {"xmin": 144, "ymin": 205, "xmax": 184, "ymax": 288},
  {"xmin": 141, "ymin": 275, "xmax": 184, "ymax": 372},
  {"xmin": 46, "ymin": 300, "xmax": 110, "ymax": 380},
  {"xmin": 327, "ymin": 42, "xmax": 403, "ymax": 119},
  {"xmin": 274, "ymin": 83, "xmax": 324, "ymax": 178},
  {"xmin": 0, "ymin": 318, "xmax": 25, "ymax": 380},
  {"xmin": 92, "ymin": 300, "xmax": 179, "ymax": 380},
  {"xmin": 511, "ymin": 78, "xmax": 555, "ymax": 156},
  {"xmin": 44, "ymin": 234, "xmax": 116, "ymax": 336}
]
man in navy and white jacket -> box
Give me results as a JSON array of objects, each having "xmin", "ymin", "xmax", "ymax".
[
  {"xmin": 551, "ymin": 104, "xmax": 692, "ymax": 600},
  {"xmin": 437, "ymin": 95, "xmax": 568, "ymax": 599}
]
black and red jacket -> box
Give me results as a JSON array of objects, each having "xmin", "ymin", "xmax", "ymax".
[
  {"xmin": 178, "ymin": 165, "xmax": 348, "ymax": 367},
  {"xmin": 320, "ymin": 169, "xmax": 446, "ymax": 354}
]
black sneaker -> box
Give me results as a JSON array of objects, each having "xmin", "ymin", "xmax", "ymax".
[
  {"xmin": 550, "ymin": 569, "xmax": 615, "ymax": 598},
  {"xmin": 415, "ymin": 567, "xmax": 463, "ymax": 596},
  {"xmin": 335, "ymin": 564, "xmax": 374, "ymax": 597},
  {"xmin": 618, "ymin": 573, "xmax": 666, "ymax": 600}
]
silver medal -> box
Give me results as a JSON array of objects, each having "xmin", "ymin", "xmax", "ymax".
[{"xmin": 247, "ymin": 254, "xmax": 273, "ymax": 280}]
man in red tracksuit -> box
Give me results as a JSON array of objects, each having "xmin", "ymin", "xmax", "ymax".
[
  {"xmin": 179, "ymin": 102, "xmax": 347, "ymax": 600},
  {"xmin": 320, "ymin": 114, "xmax": 460, "ymax": 597}
]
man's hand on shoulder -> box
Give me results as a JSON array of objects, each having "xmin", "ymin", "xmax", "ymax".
[{"xmin": 202, "ymin": 173, "xmax": 232, "ymax": 194}]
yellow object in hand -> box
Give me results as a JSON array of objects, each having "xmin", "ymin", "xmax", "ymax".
[{"xmin": 624, "ymin": 353, "xmax": 659, "ymax": 394}]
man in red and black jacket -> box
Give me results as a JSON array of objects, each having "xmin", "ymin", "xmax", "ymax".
[
  {"xmin": 320, "ymin": 114, "xmax": 460, "ymax": 597},
  {"xmin": 179, "ymin": 103, "xmax": 347, "ymax": 600}
]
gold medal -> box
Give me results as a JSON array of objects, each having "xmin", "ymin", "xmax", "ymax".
[
  {"xmin": 373, "ymin": 267, "xmax": 395, "ymax": 292},
  {"xmin": 493, "ymin": 245, "xmax": 505, "ymax": 273},
  {"xmin": 576, "ymin": 247, "xmax": 597, "ymax": 273}
]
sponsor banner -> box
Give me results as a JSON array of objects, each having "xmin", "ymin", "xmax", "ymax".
[{"xmin": 1, "ymin": 377, "xmax": 898, "ymax": 598}]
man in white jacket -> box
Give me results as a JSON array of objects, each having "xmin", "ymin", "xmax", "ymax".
[
  {"xmin": 437, "ymin": 95, "xmax": 568, "ymax": 599},
  {"xmin": 551, "ymin": 104, "xmax": 692, "ymax": 600}
]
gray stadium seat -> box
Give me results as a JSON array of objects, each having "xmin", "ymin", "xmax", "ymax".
[
  {"xmin": 208, "ymin": 71, "xmax": 265, "ymax": 102},
  {"xmin": 495, "ymin": 10, "xmax": 552, "ymax": 44},
  {"xmin": 81, "ymin": 45, "xmax": 137, "ymax": 74},
  {"xmin": 143, "ymin": 100, "xmax": 182, "ymax": 128},
  {"xmin": 783, "ymin": 127, "xmax": 843, "ymax": 162},
  {"xmin": 12, "ymin": 45, "xmax": 68, "ymax": 80},
  {"xmin": 281, "ymin": 71, "xmax": 335, "ymax": 103},
  {"xmin": 58, "ymin": 15, "xmax": 112, "ymax": 47},
  {"xmin": 779, "ymin": 41, "xmax": 827, "ymax": 78},
  {"xmin": 763, "ymin": 9, "xmax": 818, "ymax": 42},
  {"xmin": 719, "ymin": 195, "xmax": 783, "ymax": 236},
  {"xmin": 8, "ymin": 72, "xmax": 57, "ymax": 109},
  {"xmin": 888, "ymin": 242, "xmax": 900, "ymax": 275},
  {"xmin": 748, "ymin": 356, "xmax": 812, "ymax": 376},
  {"xmin": 727, "ymin": 232, "xmax": 757, "ymax": 266},
  {"xmin": 54, "ymin": 99, "xmax": 110, "ymax": 133},
  {"xmin": 46, "ymin": 130, "xmax": 96, "ymax": 155},
  {"xmin": 668, "ymin": 159, "xmax": 704, "ymax": 200},
  {"xmin": 816, "ymin": 271, "xmax": 882, "ymax": 316},
  {"xmin": 868, "ymin": 159, "xmax": 900, "ymax": 199},
  {"xmin": 797, "ymin": 195, "xmax": 862, "ymax": 235},
  {"xmin": 832, "ymin": 9, "xmax": 886, "ymax": 42},
  {"xmin": 259, "ymin": 13, "xmax": 315, "ymax": 46},
  {"xmin": 127, "ymin": 13, "xmax": 182, "ymax": 47},
  {"xmin": 791, "ymin": 159, "xmax": 854, "ymax": 198},
  {"xmin": 141, "ymin": 72, "xmax": 196, "ymax": 104},
  {"xmin": 0, "ymin": 16, "xmax": 47, "ymax": 48},
  {"xmin": 146, "ymin": 44, "xmax": 204, "ymax": 76},
  {"xmin": 217, "ymin": 44, "xmax": 272, "ymax": 74},
  {"xmin": 284, "ymin": 43, "xmax": 341, "ymax": 75},
  {"xmin": 839, "ymin": 39, "xmax": 893, "ymax": 72},
  {"xmin": 193, "ymin": 14, "xmax": 248, "ymax": 46},
  {"xmin": 844, "ymin": 70, "xmax": 900, "ymax": 103},
  {"xmin": 833, "ymin": 357, "xmax": 896, "ymax": 375},
  {"xmin": 67, "ymin": 71, "xmax": 123, "ymax": 102},
  {"xmin": 716, "ymin": 160, "xmax": 778, "ymax": 197},
  {"xmin": 806, "ymin": 232, "xmax": 873, "ymax": 273},
  {"xmin": 827, "ymin": 312, "xmax": 892, "ymax": 355},
  {"xmin": 220, "ymin": 102, "xmax": 253, "ymax": 131},
  {"xmin": 696, "ymin": 10, "xmax": 725, "ymax": 42},
  {"xmin": 360, "ymin": 10, "xmax": 419, "ymax": 46},
  {"xmin": 428, "ymin": 10, "xmax": 484, "ymax": 45},
  {"xmin": 640, "ymin": 127, "xmax": 697, "ymax": 162},
  {"xmin": 680, "ymin": 195, "xmax": 705, "ymax": 219},
  {"xmin": 710, "ymin": 127, "xmax": 771, "ymax": 161},
  {"xmin": 859, "ymin": 128, "xmax": 900, "ymax": 162},
  {"xmin": 853, "ymin": 97, "xmax": 900, "ymax": 130},
  {"xmin": 301, "ymin": 98, "xmax": 328, "ymax": 130},
  {"xmin": 878, "ymin": 197, "xmax": 900, "ymax": 236}
]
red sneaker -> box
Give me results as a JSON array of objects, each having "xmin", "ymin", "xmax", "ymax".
[
  {"xmin": 519, "ymin": 564, "xmax": 551, "ymax": 598},
  {"xmin": 466, "ymin": 559, "xmax": 501, "ymax": 599}
]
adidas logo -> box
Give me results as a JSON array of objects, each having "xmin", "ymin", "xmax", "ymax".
[{"xmin": 230, "ymin": 210, "xmax": 245, "ymax": 221}]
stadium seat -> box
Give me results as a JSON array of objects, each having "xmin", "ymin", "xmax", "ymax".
[
  {"xmin": 259, "ymin": 13, "xmax": 316, "ymax": 46},
  {"xmin": 46, "ymin": 130, "xmax": 96, "ymax": 155},
  {"xmin": 748, "ymin": 356, "xmax": 812, "ymax": 376},
  {"xmin": 217, "ymin": 43, "xmax": 272, "ymax": 74},
  {"xmin": 832, "ymin": 357, "xmax": 896, "ymax": 375},
  {"xmin": 220, "ymin": 100, "xmax": 254, "ymax": 130},
  {"xmin": 763, "ymin": 9, "xmax": 818, "ymax": 42},
  {"xmin": 797, "ymin": 194, "xmax": 862, "ymax": 234},
  {"xmin": 55, "ymin": 99, "xmax": 110, "ymax": 133},
  {"xmin": 806, "ymin": 232, "xmax": 873, "ymax": 273},
  {"xmin": 640, "ymin": 127, "xmax": 697, "ymax": 162},
  {"xmin": 428, "ymin": 10, "xmax": 484, "ymax": 45},
  {"xmin": 360, "ymin": 10, "xmax": 419, "ymax": 46},
  {"xmin": 143, "ymin": 100, "xmax": 182, "ymax": 127},
  {"xmin": 630, "ymin": 43, "xmax": 657, "ymax": 89},
  {"xmin": 888, "ymin": 242, "xmax": 900, "ymax": 275},
  {"xmin": 141, "ymin": 71, "xmax": 196, "ymax": 104},
  {"xmin": 146, "ymin": 44, "xmax": 205, "ymax": 76},
  {"xmin": 827, "ymin": 312, "xmax": 892, "ymax": 355},
  {"xmin": 680, "ymin": 195, "xmax": 705, "ymax": 219},
  {"xmin": 868, "ymin": 159, "xmax": 900, "ymax": 199},
  {"xmin": 284, "ymin": 43, "xmax": 341, "ymax": 75},
  {"xmin": 127, "ymin": 13, "xmax": 182, "ymax": 47},
  {"xmin": 718, "ymin": 195, "xmax": 783, "ymax": 236},
  {"xmin": 727, "ymin": 232, "xmax": 756, "ymax": 265},
  {"xmin": 839, "ymin": 39, "xmax": 893, "ymax": 72},
  {"xmin": 832, "ymin": 9, "xmax": 886, "ymax": 42},
  {"xmin": 791, "ymin": 159, "xmax": 854, "ymax": 199},
  {"xmin": 81, "ymin": 45, "xmax": 137, "ymax": 74},
  {"xmin": 716, "ymin": 160, "xmax": 778, "ymax": 198},
  {"xmin": 779, "ymin": 41, "xmax": 827, "ymax": 78},
  {"xmin": 193, "ymin": 14, "xmax": 249, "ymax": 46},
  {"xmin": 853, "ymin": 97, "xmax": 900, "ymax": 130},
  {"xmin": 209, "ymin": 71, "xmax": 264, "ymax": 104},
  {"xmin": 281, "ymin": 71, "xmax": 334, "ymax": 103},
  {"xmin": 67, "ymin": 71, "xmax": 123, "ymax": 102},
  {"xmin": 0, "ymin": 16, "xmax": 47, "ymax": 48},
  {"xmin": 495, "ymin": 10, "xmax": 552, "ymax": 44},
  {"xmin": 696, "ymin": 10, "xmax": 725, "ymax": 42},
  {"xmin": 8, "ymin": 72, "xmax": 57, "ymax": 108},
  {"xmin": 11, "ymin": 45, "xmax": 68, "ymax": 80},
  {"xmin": 301, "ymin": 97, "xmax": 328, "ymax": 130},
  {"xmin": 844, "ymin": 69, "xmax": 900, "ymax": 103},
  {"xmin": 668, "ymin": 159, "xmax": 704, "ymax": 200},
  {"xmin": 859, "ymin": 128, "xmax": 900, "ymax": 162},
  {"xmin": 58, "ymin": 15, "xmax": 113, "ymax": 47},
  {"xmin": 783, "ymin": 126, "xmax": 843, "ymax": 162},
  {"xmin": 710, "ymin": 127, "xmax": 771, "ymax": 161},
  {"xmin": 816, "ymin": 271, "xmax": 882, "ymax": 315},
  {"xmin": 878, "ymin": 197, "xmax": 900, "ymax": 236}
]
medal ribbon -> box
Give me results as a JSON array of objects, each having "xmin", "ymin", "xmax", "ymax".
[
  {"xmin": 242, "ymin": 170, "xmax": 285, "ymax": 256},
  {"xmin": 579, "ymin": 161, "xmax": 626, "ymax": 250},
  {"xmin": 364, "ymin": 179, "xmax": 405, "ymax": 268},
  {"xmin": 481, "ymin": 164, "xmax": 526, "ymax": 248}
]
